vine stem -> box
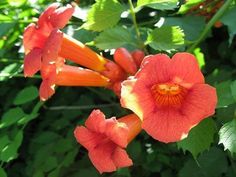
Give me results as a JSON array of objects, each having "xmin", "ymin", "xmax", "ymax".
[{"xmin": 187, "ymin": 0, "xmax": 233, "ymax": 52}]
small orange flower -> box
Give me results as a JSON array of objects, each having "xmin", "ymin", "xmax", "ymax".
[
  {"xmin": 121, "ymin": 53, "xmax": 217, "ymax": 143},
  {"xmin": 74, "ymin": 110, "xmax": 141, "ymax": 173}
]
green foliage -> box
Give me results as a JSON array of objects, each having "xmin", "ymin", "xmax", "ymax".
[
  {"xmin": 178, "ymin": 0, "xmax": 204, "ymax": 14},
  {"xmin": 221, "ymin": 6, "xmax": 236, "ymax": 43},
  {"xmin": 177, "ymin": 118, "xmax": 216, "ymax": 159},
  {"xmin": 13, "ymin": 86, "xmax": 38, "ymax": 105},
  {"xmin": 219, "ymin": 119, "xmax": 236, "ymax": 154},
  {"xmin": 0, "ymin": 167, "xmax": 7, "ymax": 177},
  {"xmin": 137, "ymin": 0, "xmax": 178, "ymax": 10},
  {"xmin": 94, "ymin": 27, "xmax": 137, "ymax": 49},
  {"xmin": 146, "ymin": 26, "xmax": 185, "ymax": 51},
  {"xmin": 82, "ymin": 0, "xmax": 124, "ymax": 31}
]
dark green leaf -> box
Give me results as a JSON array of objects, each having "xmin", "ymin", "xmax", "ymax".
[
  {"xmin": 216, "ymin": 81, "xmax": 235, "ymax": 108},
  {"xmin": 0, "ymin": 167, "xmax": 7, "ymax": 177},
  {"xmin": 94, "ymin": 27, "xmax": 136, "ymax": 49},
  {"xmin": 177, "ymin": 118, "xmax": 216, "ymax": 159},
  {"xmin": 13, "ymin": 86, "xmax": 38, "ymax": 105},
  {"xmin": 0, "ymin": 107, "xmax": 25, "ymax": 128}
]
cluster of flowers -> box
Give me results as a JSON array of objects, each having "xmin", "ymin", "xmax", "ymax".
[{"xmin": 23, "ymin": 3, "xmax": 217, "ymax": 174}]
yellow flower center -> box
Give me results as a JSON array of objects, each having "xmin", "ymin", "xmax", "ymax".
[{"xmin": 151, "ymin": 83, "xmax": 186, "ymax": 106}]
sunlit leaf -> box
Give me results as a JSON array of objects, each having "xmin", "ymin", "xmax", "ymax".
[
  {"xmin": 83, "ymin": 0, "xmax": 124, "ymax": 31},
  {"xmin": 146, "ymin": 26, "xmax": 185, "ymax": 51},
  {"xmin": 137, "ymin": 0, "xmax": 178, "ymax": 10}
]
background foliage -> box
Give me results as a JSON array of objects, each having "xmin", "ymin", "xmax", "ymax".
[{"xmin": 0, "ymin": 0, "xmax": 236, "ymax": 176}]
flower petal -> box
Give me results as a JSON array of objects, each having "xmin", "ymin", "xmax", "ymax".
[
  {"xmin": 170, "ymin": 52, "xmax": 204, "ymax": 86},
  {"xmin": 42, "ymin": 29, "xmax": 63, "ymax": 65},
  {"xmin": 24, "ymin": 48, "xmax": 42, "ymax": 77},
  {"xmin": 181, "ymin": 84, "xmax": 217, "ymax": 123},
  {"xmin": 39, "ymin": 79, "xmax": 55, "ymax": 101},
  {"xmin": 50, "ymin": 4, "xmax": 74, "ymax": 29},
  {"xmin": 142, "ymin": 108, "xmax": 191, "ymax": 143},
  {"xmin": 105, "ymin": 118, "xmax": 129, "ymax": 148},
  {"xmin": 112, "ymin": 147, "xmax": 133, "ymax": 168},
  {"xmin": 74, "ymin": 126, "xmax": 104, "ymax": 150},
  {"xmin": 23, "ymin": 23, "xmax": 47, "ymax": 53},
  {"xmin": 88, "ymin": 142, "xmax": 116, "ymax": 174},
  {"xmin": 85, "ymin": 110, "xmax": 106, "ymax": 134}
]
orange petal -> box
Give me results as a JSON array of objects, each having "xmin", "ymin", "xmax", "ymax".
[
  {"xmin": 60, "ymin": 35, "xmax": 107, "ymax": 71},
  {"xmin": 112, "ymin": 147, "xmax": 133, "ymax": 168},
  {"xmin": 24, "ymin": 48, "xmax": 42, "ymax": 77},
  {"xmin": 55, "ymin": 65, "xmax": 110, "ymax": 87}
]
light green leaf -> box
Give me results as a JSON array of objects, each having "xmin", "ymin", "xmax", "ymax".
[
  {"xmin": 178, "ymin": 0, "xmax": 204, "ymax": 14},
  {"xmin": 177, "ymin": 118, "xmax": 216, "ymax": 159},
  {"xmin": 83, "ymin": 0, "xmax": 124, "ymax": 31},
  {"xmin": 137, "ymin": 0, "xmax": 178, "ymax": 10},
  {"xmin": 193, "ymin": 48, "xmax": 205, "ymax": 69},
  {"xmin": 0, "ymin": 167, "xmax": 7, "ymax": 177},
  {"xmin": 164, "ymin": 16, "xmax": 205, "ymax": 41},
  {"xmin": 216, "ymin": 81, "xmax": 235, "ymax": 108},
  {"xmin": 7, "ymin": 0, "xmax": 26, "ymax": 7},
  {"xmin": 14, "ymin": 86, "xmax": 38, "ymax": 105},
  {"xmin": 94, "ymin": 27, "xmax": 136, "ymax": 49},
  {"xmin": 0, "ymin": 63, "xmax": 22, "ymax": 82},
  {"xmin": 0, "ymin": 107, "xmax": 25, "ymax": 128},
  {"xmin": 146, "ymin": 26, "xmax": 185, "ymax": 51},
  {"xmin": 219, "ymin": 119, "xmax": 236, "ymax": 154},
  {"xmin": 221, "ymin": 6, "xmax": 236, "ymax": 44}
]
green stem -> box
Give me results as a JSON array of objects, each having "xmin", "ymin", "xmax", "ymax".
[
  {"xmin": 128, "ymin": 0, "xmax": 141, "ymax": 40},
  {"xmin": 187, "ymin": 0, "xmax": 233, "ymax": 52},
  {"xmin": 0, "ymin": 58, "xmax": 23, "ymax": 63},
  {"xmin": 128, "ymin": 0, "xmax": 148, "ymax": 53},
  {"xmin": 0, "ymin": 73, "xmax": 41, "ymax": 79}
]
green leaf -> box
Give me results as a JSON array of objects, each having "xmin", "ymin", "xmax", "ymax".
[
  {"xmin": 0, "ymin": 23, "xmax": 15, "ymax": 38},
  {"xmin": 221, "ymin": 6, "xmax": 236, "ymax": 44},
  {"xmin": 216, "ymin": 81, "xmax": 235, "ymax": 108},
  {"xmin": 13, "ymin": 86, "xmax": 38, "ymax": 105},
  {"xmin": 164, "ymin": 16, "xmax": 205, "ymax": 41},
  {"xmin": 83, "ymin": 0, "xmax": 124, "ymax": 31},
  {"xmin": 177, "ymin": 118, "xmax": 216, "ymax": 159},
  {"xmin": 178, "ymin": 0, "xmax": 204, "ymax": 14},
  {"xmin": 94, "ymin": 27, "xmax": 136, "ymax": 49},
  {"xmin": 43, "ymin": 156, "xmax": 58, "ymax": 172},
  {"xmin": 0, "ymin": 130, "xmax": 23, "ymax": 162},
  {"xmin": 137, "ymin": 0, "xmax": 178, "ymax": 10},
  {"xmin": 146, "ymin": 26, "xmax": 185, "ymax": 51},
  {"xmin": 231, "ymin": 80, "xmax": 236, "ymax": 101},
  {"xmin": 0, "ymin": 167, "xmax": 7, "ymax": 177},
  {"xmin": 17, "ymin": 113, "xmax": 39, "ymax": 125},
  {"xmin": 7, "ymin": 0, "xmax": 26, "ymax": 6},
  {"xmin": 219, "ymin": 119, "xmax": 236, "ymax": 154},
  {"xmin": 0, "ymin": 63, "xmax": 22, "ymax": 82},
  {"xmin": 0, "ymin": 107, "xmax": 25, "ymax": 128}
]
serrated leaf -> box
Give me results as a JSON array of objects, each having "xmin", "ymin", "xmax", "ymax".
[
  {"xmin": 146, "ymin": 26, "xmax": 185, "ymax": 51},
  {"xmin": 137, "ymin": 0, "xmax": 178, "ymax": 10},
  {"xmin": 221, "ymin": 6, "xmax": 236, "ymax": 44},
  {"xmin": 164, "ymin": 16, "xmax": 205, "ymax": 41},
  {"xmin": 216, "ymin": 81, "xmax": 235, "ymax": 108},
  {"xmin": 0, "ymin": 167, "xmax": 7, "ymax": 177},
  {"xmin": 177, "ymin": 118, "xmax": 216, "ymax": 159},
  {"xmin": 219, "ymin": 119, "xmax": 236, "ymax": 154},
  {"xmin": 0, "ymin": 107, "xmax": 26, "ymax": 128},
  {"xmin": 83, "ymin": 0, "xmax": 124, "ymax": 31},
  {"xmin": 94, "ymin": 27, "xmax": 136, "ymax": 49},
  {"xmin": 14, "ymin": 86, "xmax": 38, "ymax": 105}
]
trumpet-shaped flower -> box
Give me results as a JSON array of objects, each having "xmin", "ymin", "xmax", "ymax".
[
  {"xmin": 74, "ymin": 110, "xmax": 141, "ymax": 173},
  {"xmin": 121, "ymin": 53, "xmax": 217, "ymax": 143}
]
